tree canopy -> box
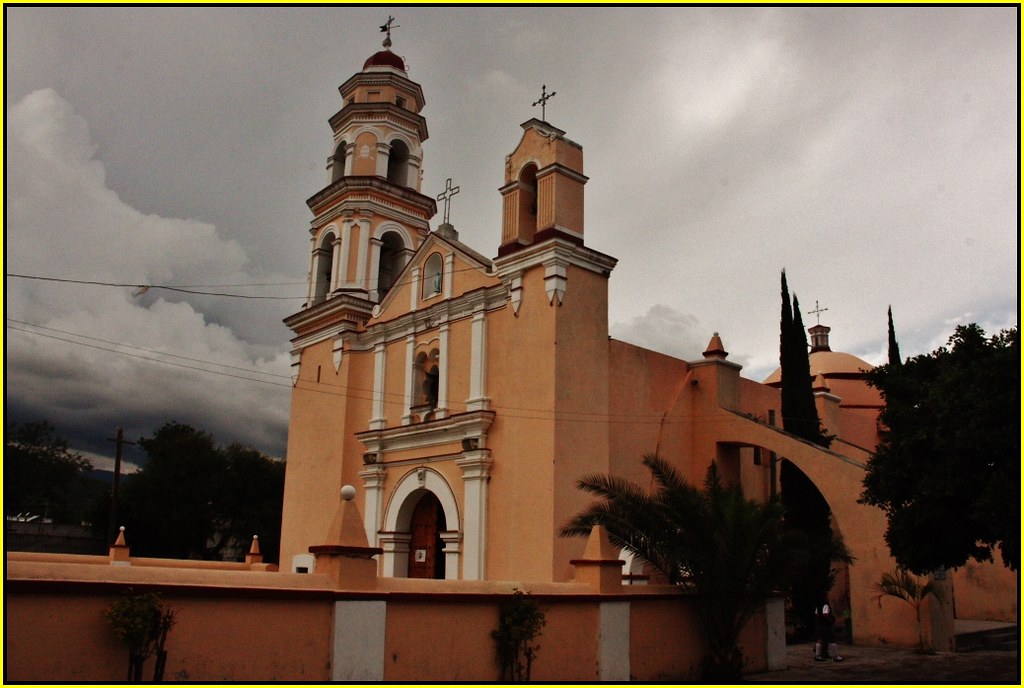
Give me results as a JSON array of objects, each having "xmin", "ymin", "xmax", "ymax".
[
  {"xmin": 561, "ymin": 454, "xmax": 807, "ymax": 680},
  {"xmin": 116, "ymin": 422, "xmax": 285, "ymax": 562},
  {"xmin": 5, "ymin": 420, "xmax": 93, "ymax": 521},
  {"xmin": 860, "ymin": 324, "xmax": 1019, "ymax": 573}
]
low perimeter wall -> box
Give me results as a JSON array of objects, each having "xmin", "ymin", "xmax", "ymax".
[{"xmin": 5, "ymin": 551, "xmax": 783, "ymax": 682}]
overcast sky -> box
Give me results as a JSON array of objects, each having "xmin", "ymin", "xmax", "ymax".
[{"xmin": 5, "ymin": 6, "xmax": 1018, "ymax": 472}]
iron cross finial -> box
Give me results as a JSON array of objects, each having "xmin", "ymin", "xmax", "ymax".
[
  {"xmin": 380, "ymin": 15, "xmax": 399, "ymax": 48},
  {"xmin": 436, "ymin": 178, "xmax": 461, "ymax": 224},
  {"xmin": 532, "ymin": 84, "xmax": 557, "ymax": 121},
  {"xmin": 809, "ymin": 300, "xmax": 829, "ymax": 325}
]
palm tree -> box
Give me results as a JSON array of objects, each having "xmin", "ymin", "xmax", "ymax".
[
  {"xmin": 872, "ymin": 568, "xmax": 943, "ymax": 651},
  {"xmin": 561, "ymin": 455, "xmax": 807, "ymax": 680}
]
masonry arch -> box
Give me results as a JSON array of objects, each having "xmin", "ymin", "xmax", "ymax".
[
  {"xmin": 516, "ymin": 162, "xmax": 539, "ymax": 243},
  {"xmin": 376, "ymin": 230, "xmax": 406, "ymax": 297},
  {"xmin": 380, "ymin": 467, "xmax": 461, "ymax": 579},
  {"xmin": 780, "ymin": 459, "xmax": 850, "ymax": 640},
  {"xmin": 311, "ymin": 227, "xmax": 338, "ymax": 304},
  {"xmin": 330, "ymin": 140, "xmax": 347, "ymax": 183},
  {"xmin": 386, "ymin": 138, "xmax": 412, "ymax": 187}
]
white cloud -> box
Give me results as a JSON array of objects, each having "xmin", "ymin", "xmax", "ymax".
[
  {"xmin": 610, "ymin": 304, "xmax": 710, "ymax": 362},
  {"xmin": 6, "ymin": 89, "xmax": 292, "ymax": 459}
]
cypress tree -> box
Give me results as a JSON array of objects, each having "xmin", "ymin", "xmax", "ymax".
[
  {"xmin": 791, "ymin": 295, "xmax": 827, "ymax": 445},
  {"xmin": 778, "ymin": 272, "xmax": 829, "ymax": 446},
  {"xmin": 887, "ymin": 305, "xmax": 902, "ymax": 367},
  {"xmin": 780, "ymin": 271, "xmax": 797, "ymax": 431}
]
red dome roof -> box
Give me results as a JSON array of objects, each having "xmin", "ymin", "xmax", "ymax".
[{"xmin": 363, "ymin": 50, "xmax": 406, "ymax": 71}]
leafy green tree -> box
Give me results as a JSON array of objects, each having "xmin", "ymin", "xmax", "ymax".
[
  {"xmin": 779, "ymin": 272, "xmax": 830, "ymax": 447},
  {"xmin": 117, "ymin": 422, "xmax": 285, "ymax": 562},
  {"xmin": 4, "ymin": 420, "xmax": 93, "ymax": 521},
  {"xmin": 119, "ymin": 422, "xmax": 226, "ymax": 559},
  {"xmin": 105, "ymin": 589, "xmax": 176, "ymax": 681},
  {"xmin": 861, "ymin": 324, "xmax": 1019, "ymax": 573},
  {"xmin": 561, "ymin": 455, "xmax": 807, "ymax": 680},
  {"xmin": 216, "ymin": 443, "xmax": 286, "ymax": 563},
  {"xmin": 492, "ymin": 588, "xmax": 546, "ymax": 682}
]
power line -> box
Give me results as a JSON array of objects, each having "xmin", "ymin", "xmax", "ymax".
[
  {"xmin": 8, "ymin": 319, "xmax": 770, "ymax": 426},
  {"xmin": 6, "ymin": 273, "xmax": 301, "ymax": 300}
]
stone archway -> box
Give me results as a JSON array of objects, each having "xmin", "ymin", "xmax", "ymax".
[
  {"xmin": 379, "ymin": 468, "xmax": 461, "ymax": 579},
  {"xmin": 780, "ymin": 459, "xmax": 851, "ymax": 641}
]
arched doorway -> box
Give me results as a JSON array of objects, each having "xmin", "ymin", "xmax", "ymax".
[
  {"xmin": 781, "ymin": 460, "xmax": 851, "ymax": 641},
  {"xmin": 407, "ymin": 491, "xmax": 446, "ymax": 579}
]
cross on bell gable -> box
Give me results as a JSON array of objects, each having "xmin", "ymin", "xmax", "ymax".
[{"xmin": 532, "ymin": 84, "xmax": 557, "ymax": 121}]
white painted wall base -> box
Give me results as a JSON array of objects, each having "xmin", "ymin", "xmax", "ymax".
[{"xmin": 332, "ymin": 600, "xmax": 386, "ymax": 681}]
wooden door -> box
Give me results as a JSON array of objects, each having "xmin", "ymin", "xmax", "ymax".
[{"xmin": 407, "ymin": 492, "xmax": 446, "ymax": 579}]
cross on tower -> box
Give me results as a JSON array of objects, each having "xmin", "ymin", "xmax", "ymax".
[
  {"xmin": 379, "ymin": 15, "xmax": 399, "ymax": 47},
  {"xmin": 809, "ymin": 300, "xmax": 829, "ymax": 325},
  {"xmin": 436, "ymin": 177, "xmax": 461, "ymax": 224},
  {"xmin": 532, "ymin": 84, "xmax": 557, "ymax": 121}
]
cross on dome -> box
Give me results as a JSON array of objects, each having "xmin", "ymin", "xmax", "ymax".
[{"xmin": 379, "ymin": 15, "xmax": 399, "ymax": 48}]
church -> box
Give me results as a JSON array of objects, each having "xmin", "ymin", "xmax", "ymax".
[
  {"xmin": 277, "ymin": 29, "xmax": 1014, "ymax": 646},
  {"xmin": 7, "ymin": 26, "xmax": 1017, "ymax": 683}
]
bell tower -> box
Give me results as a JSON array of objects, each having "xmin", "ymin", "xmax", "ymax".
[
  {"xmin": 292, "ymin": 26, "xmax": 437, "ymax": 340},
  {"xmin": 498, "ymin": 119, "xmax": 587, "ymax": 256}
]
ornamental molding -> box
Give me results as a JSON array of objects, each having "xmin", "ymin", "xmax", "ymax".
[
  {"xmin": 356, "ymin": 410, "xmax": 496, "ymax": 457},
  {"xmin": 494, "ymin": 235, "xmax": 617, "ymax": 279},
  {"xmin": 307, "ymin": 176, "xmax": 436, "ymax": 220}
]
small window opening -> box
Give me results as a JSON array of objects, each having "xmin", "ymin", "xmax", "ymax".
[
  {"xmin": 421, "ymin": 253, "xmax": 443, "ymax": 300},
  {"xmin": 396, "ymin": 95, "xmax": 406, "ymax": 108}
]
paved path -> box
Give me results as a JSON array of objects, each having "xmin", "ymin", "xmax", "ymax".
[{"xmin": 745, "ymin": 642, "xmax": 1020, "ymax": 684}]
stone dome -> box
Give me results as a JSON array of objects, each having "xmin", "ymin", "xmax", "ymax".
[
  {"xmin": 762, "ymin": 350, "xmax": 874, "ymax": 385},
  {"xmin": 363, "ymin": 49, "xmax": 406, "ymax": 71}
]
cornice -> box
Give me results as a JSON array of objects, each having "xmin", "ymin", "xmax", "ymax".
[
  {"xmin": 329, "ymin": 103, "xmax": 428, "ymax": 142},
  {"xmin": 307, "ymin": 177, "xmax": 437, "ymax": 224},
  {"xmin": 338, "ymin": 72, "xmax": 425, "ymax": 110},
  {"xmin": 356, "ymin": 410, "xmax": 496, "ymax": 457},
  {"xmin": 286, "ymin": 283, "xmax": 508, "ymax": 352},
  {"xmin": 284, "ymin": 292, "xmax": 374, "ymax": 341},
  {"xmin": 494, "ymin": 235, "xmax": 617, "ymax": 278}
]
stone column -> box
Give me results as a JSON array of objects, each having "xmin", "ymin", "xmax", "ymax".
[{"xmin": 456, "ymin": 449, "xmax": 493, "ymax": 580}]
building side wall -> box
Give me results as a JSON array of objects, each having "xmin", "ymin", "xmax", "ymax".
[
  {"xmin": 484, "ymin": 270, "xmax": 558, "ymax": 581},
  {"xmin": 5, "ymin": 557, "xmax": 773, "ymax": 683}
]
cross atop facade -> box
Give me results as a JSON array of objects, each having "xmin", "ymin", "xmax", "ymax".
[
  {"xmin": 379, "ymin": 15, "xmax": 399, "ymax": 47},
  {"xmin": 436, "ymin": 177, "xmax": 461, "ymax": 224},
  {"xmin": 809, "ymin": 300, "xmax": 829, "ymax": 325},
  {"xmin": 532, "ymin": 84, "xmax": 557, "ymax": 121}
]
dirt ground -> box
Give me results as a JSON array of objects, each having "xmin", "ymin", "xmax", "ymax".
[{"xmin": 744, "ymin": 642, "xmax": 1020, "ymax": 684}]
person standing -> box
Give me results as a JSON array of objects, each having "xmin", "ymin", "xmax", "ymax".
[{"xmin": 814, "ymin": 601, "xmax": 844, "ymax": 662}]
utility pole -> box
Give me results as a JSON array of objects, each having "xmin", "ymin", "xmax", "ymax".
[{"xmin": 106, "ymin": 427, "xmax": 136, "ymax": 545}]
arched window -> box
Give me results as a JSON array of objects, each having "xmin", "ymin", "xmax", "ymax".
[
  {"xmin": 414, "ymin": 349, "xmax": 440, "ymax": 412},
  {"xmin": 421, "ymin": 253, "xmax": 443, "ymax": 300},
  {"xmin": 387, "ymin": 139, "xmax": 410, "ymax": 187},
  {"xmin": 330, "ymin": 141, "xmax": 347, "ymax": 183},
  {"xmin": 377, "ymin": 231, "xmax": 406, "ymax": 298},
  {"xmin": 312, "ymin": 232, "xmax": 335, "ymax": 304}
]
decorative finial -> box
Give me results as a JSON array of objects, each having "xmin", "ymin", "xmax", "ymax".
[
  {"xmin": 532, "ymin": 84, "xmax": 557, "ymax": 121},
  {"xmin": 340, "ymin": 484, "xmax": 357, "ymax": 502},
  {"xmin": 436, "ymin": 178, "xmax": 461, "ymax": 225},
  {"xmin": 809, "ymin": 300, "xmax": 829, "ymax": 325},
  {"xmin": 380, "ymin": 15, "xmax": 399, "ymax": 49}
]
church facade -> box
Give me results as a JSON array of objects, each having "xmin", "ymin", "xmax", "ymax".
[{"xmin": 278, "ymin": 36, "xmax": 1016, "ymax": 644}]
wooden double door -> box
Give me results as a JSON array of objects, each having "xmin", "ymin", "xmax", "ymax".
[{"xmin": 407, "ymin": 491, "xmax": 447, "ymax": 579}]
